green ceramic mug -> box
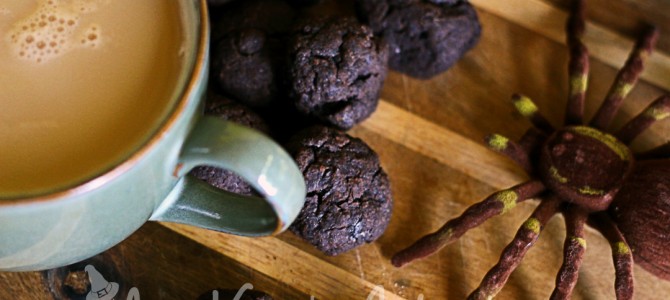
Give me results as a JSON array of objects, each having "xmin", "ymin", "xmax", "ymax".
[{"xmin": 0, "ymin": 0, "xmax": 305, "ymax": 271}]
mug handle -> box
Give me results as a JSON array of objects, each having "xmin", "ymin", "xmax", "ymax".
[{"xmin": 150, "ymin": 116, "xmax": 306, "ymax": 236}]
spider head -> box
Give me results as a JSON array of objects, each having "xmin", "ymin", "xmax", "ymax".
[{"xmin": 539, "ymin": 126, "xmax": 634, "ymax": 211}]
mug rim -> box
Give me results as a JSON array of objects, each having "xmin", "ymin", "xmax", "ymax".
[{"xmin": 0, "ymin": 0, "xmax": 209, "ymax": 206}]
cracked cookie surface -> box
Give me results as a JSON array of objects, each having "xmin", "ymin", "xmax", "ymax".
[
  {"xmin": 286, "ymin": 126, "xmax": 393, "ymax": 255},
  {"xmin": 212, "ymin": 29, "xmax": 282, "ymax": 108},
  {"xmin": 356, "ymin": 0, "xmax": 480, "ymax": 79},
  {"xmin": 209, "ymin": 0, "xmax": 296, "ymax": 108},
  {"xmin": 288, "ymin": 17, "xmax": 388, "ymax": 130}
]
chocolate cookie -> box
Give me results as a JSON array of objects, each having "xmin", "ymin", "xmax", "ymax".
[
  {"xmin": 286, "ymin": 126, "xmax": 393, "ymax": 255},
  {"xmin": 189, "ymin": 94, "xmax": 270, "ymax": 196},
  {"xmin": 288, "ymin": 17, "xmax": 388, "ymax": 130},
  {"xmin": 209, "ymin": 0, "xmax": 297, "ymax": 108},
  {"xmin": 210, "ymin": 0, "xmax": 297, "ymax": 42},
  {"xmin": 196, "ymin": 288, "xmax": 273, "ymax": 300},
  {"xmin": 296, "ymin": 0, "xmax": 358, "ymax": 19},
  {"xmin": 211, "ymin": 29, "xmax": 283, "ymax": 108},
  {"xmin": 356, "ymin": 0, "xmax": 481, "ymax": 79}
]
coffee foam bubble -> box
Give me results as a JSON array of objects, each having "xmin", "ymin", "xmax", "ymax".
[{"xmin": 7, "ymin": 0, "xmax": 107, "ymax": 63}]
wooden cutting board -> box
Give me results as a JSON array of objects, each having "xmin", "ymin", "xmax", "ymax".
[{"xmin": 3, "ymin": 0, "xmax": 670, "ymax": 299}]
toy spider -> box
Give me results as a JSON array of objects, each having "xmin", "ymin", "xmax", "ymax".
[{"xmin": 391, "ymin": 1, "xmax": 670, "ymax": 299}]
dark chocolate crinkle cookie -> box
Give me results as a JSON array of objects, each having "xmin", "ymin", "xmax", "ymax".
[
  {"xmin": 209, "ymin": 0, "xmax": 297, "ymax": 108},
  {"xmin": 189, "ymin": 94, "xmax": 270, "ymax": 196},
  {"xmin": 288, "ymin": 17, "xmax": 388, "ymax": 130},
  {"xmin": 286, "ymin": 126, "xmax": 393, "ymax": 255},
  {"xmin": 356, "ymin": 0, "xmax": 481, "ymax": 79},
  {"xmin": 210, "ymin": 0, "xmax": 297, "ymax": 42},
  {"xmin": 212, "ymin": 29, "xmax": 283, "ymax": 108},
  {"xmin": 196, "ymin": 288, "xmax": 273, "ymax": 300}
]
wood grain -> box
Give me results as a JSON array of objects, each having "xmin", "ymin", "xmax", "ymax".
[
  {"xmin": 542, "ymin": 0, "xmax": 670, "ymax": 54},
  {"xmin": 0, "ymin": 223, "xmax": 309, "ymax": 300},
  {"xmin": 3, "ymin": 1, "xmax": 670, "ymax": 299},
  {"xmin": 471, "ymin": 0, "xmax": 670, "ymax": 92},
  {"xmin": 164, "ymin": 223, "xmax": 406, "ymax": 300},
  {"xmin": 361, "ymin": 101, "xmax": 527, "ymax": 189}
]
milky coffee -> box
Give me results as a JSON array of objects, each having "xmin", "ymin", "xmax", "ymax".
[{"xmin": 0, "ymin": 0, "xmax": 186, "ymax": 198}]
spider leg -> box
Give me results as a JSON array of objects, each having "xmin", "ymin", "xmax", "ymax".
[
  {"xmin": 565, "ymin": 0, "xmax": 589, "ymax": 125},
  {"xmin": 518, "ymin": 127, "xmax": 546, "ymax": 153},
  {"xmin": 468, "ymin": 197, "xmax": 561, "ymax": 300},
  {"xmin": 636, "ymin": 140, "xmax": 670, "ymax": 160},
  {"xmin": 589, "ymin": 26, "xmax": 659, "ymax": 130},
  {"xmin": 485, "ymin": 134, "xmax": 533, "ymax": 174},
  {"xmin": 391, "ymin": 180, "xmax": 546, "ymax": 267},
  {"xmin": 616, "ymin": 94, "xmax": 670, "ymax": 144},
  {"xmin": 550, "ymin": 205, "xmax": 589, "ymax": 300},
  {"xmin": 512, "ymin": 94, "xmax": 555, "ymax": 134},
  {"xmin": 589, "ymin": 213, "xmax": 634, "ymax": 300}
]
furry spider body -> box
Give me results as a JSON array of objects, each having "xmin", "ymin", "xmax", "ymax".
[
  {"xmin": 538, "ymin": 125, "xmax": 633, "ymax": 212},
  {"xmin": 391, "ymin": 1, "xmax": 670, "ymax": 299}
]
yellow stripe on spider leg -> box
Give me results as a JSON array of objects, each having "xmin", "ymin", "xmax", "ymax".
[
  {"xmin": 495, "ymin": 190, "xmax": 518, "ymax": 214},
  {"xmin": 569, "ymin": 74, "xmax": 588, "ymax": 96},
  {"xmin": 513, "ymin": 94, "xmax": 538, "ymax": 117},
  {"xmin": 487, "ymin": 134, "xmax": 509, "ymax": 151}
]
